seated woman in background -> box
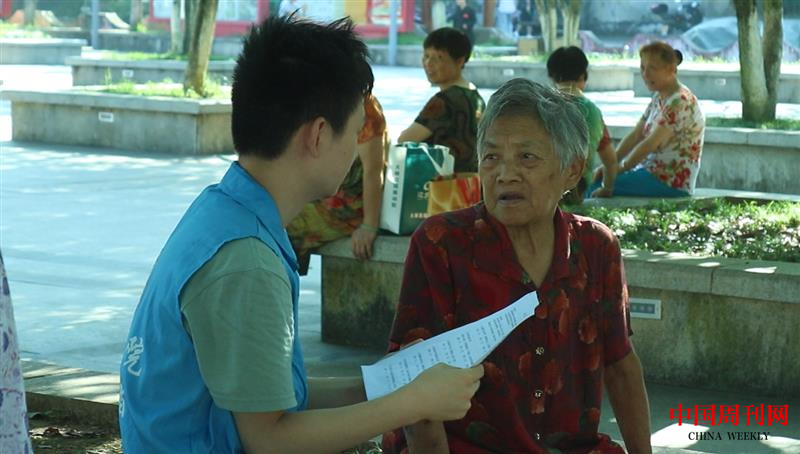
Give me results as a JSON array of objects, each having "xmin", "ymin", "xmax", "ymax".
[
  {"xmin": 382, "ymin": 79, "xmax": 651, "ymax": 454},
  {"xmin": 546, "ymin": 46, "xmax": 617, "ymax": 203},
  {"xmin": 287, "ymin": 94, "xmax": 387, "ymax": 274},
  {"xmin": 589, "ymin": 41, "xmax": 705, "ymax": 198},
  {"xmin": 398, "ymin": 27, "xmax": 486, "ymax": 172}
]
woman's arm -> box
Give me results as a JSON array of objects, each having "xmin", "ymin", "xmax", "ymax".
[
  {"xmin": 398, "ymin": 122, "xmax": 433, "ymax": 144},
  {"xmin": 351, "ymin": 133, "xmax": 386, "ymax": 259},
  {"xmin": 605, "ymin": 351, "xmax": 652, "ymax": 454},
  {"xmin": 618, "ymin": 124, "xmax": 673, "ymax": 172},
  {"xmin": 406, "ymin": 419, "xmax": 449, "ymax": 454},
  {"xmin": 591, "ymin": 140, "xmax": 619, "ymax": 198},
  {"xmin": 615, "ymin": 118, "xmax": 646, "ymax": 162}
]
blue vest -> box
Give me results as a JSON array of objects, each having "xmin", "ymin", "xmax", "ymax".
[{"xmin": 119, "ymin": 162, "xmax": 308, "ymax": 453}]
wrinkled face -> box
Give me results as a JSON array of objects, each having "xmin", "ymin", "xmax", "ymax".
[
  {"xmin": 479, "ymin": 115, "xmax": 580, "ymax": 227},
  {"xmin": 422, "ymin": 47, "xmax": 464, "ymax": 86},
  {"xmin": 322, "ymin": 101, "xmax": 365, "ymax": 196},
  {"xmin": 640, "ymin": 53, "xmax": 676, "ymax": 92}
]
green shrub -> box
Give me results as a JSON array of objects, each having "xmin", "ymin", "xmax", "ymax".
[{"xmin": 568, "ymin": 199, "xmax": 800, "ymax": 262}]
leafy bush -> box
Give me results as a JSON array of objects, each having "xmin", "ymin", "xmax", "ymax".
[
  {"xmin": 568, "ymin": 199, "xmax": 800, "ymax": 262},
  {"xmin": 705, "ymin": 117, "xmax": 800, "ymax": 131}
]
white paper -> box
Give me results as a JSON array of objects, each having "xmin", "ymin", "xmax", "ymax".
[{"xmin": 361, "ymin": 292, "xmax": 539, "ymax": 400}]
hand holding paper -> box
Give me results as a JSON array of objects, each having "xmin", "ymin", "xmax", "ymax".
[{"xmin": 362, "ymin": 292, "xmax": 540, "ymax": 400}]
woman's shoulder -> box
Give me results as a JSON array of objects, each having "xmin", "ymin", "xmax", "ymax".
[
  {"xmin": 411, "ymin": 205, "xmax": 484, "ymax": 245},
  {"xmin": 562, "ymin": 210, "xmax": 619, "ymax": 246}
]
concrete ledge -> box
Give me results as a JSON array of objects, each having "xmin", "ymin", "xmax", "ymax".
[
  {"xmin": 464, "ymin": 60, "xmax": 632, "ymax": 91},
  {"xmin": 1, "ymin": 88, "xmax": 233, "ymax": 155},
  {"xmin": 96, "ymin": 30, "xmax": 243, "ymax": 58},
  {"xmin": 0, "ymin": 38, "xmax": 86, "ymax": 65},
  {"xmin": 67, "ymin": 57, "xmax": 236, "ymax": 86},
  {"xmin": 23, "ymin": 360, "xmax": 118, "ymax": 429},
  {"xmin": 606, "ymin": 123, "xmax": 800, "ymax": 195},
  {"xmin": 367, "ymin": 44, "xmax": 516, "ymax": 67},
  {"xmin": 633, "ymin": 68, "xmax": 800, "ymax": 103}
]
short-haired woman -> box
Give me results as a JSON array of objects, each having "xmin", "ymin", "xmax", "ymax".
[
  {"xmin": 547, "ymin": 46, "xmax": 617, "ymax": 203},
  {"xmin": 398, "ymin": 27, "xmax": 486, "ymax": 172},
  {"xmin": 589, "ymin": 41, "xmax": 705, "ymax": 197}
]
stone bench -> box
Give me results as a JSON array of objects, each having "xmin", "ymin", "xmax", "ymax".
[
  {"xmin": 0, "ymin": 38, "xmax": 86, "ymax": 65},
  {"xmin": 318, "ymin": 190, "xmax": 800, "ymax": 396},
  {"xmin": 67, "ymin": 56, "xmax": 236, "ymax": 86},
  {"xmin": 1, "ymin": 87, "xmax": 233, "ymax": 155}
]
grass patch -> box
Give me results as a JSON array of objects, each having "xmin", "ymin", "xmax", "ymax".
[
  {"xmin": 568, "ymin": 198, "xmax": 800, "ymax": 262},
  {"xmin": 0, "ymin": 22, "xmax": 50, "ymax": 38},
  {"xmin": 97, "ymin": 80, "xmax": 229, "ymax": 99},
  {"xmin": 706, "ymin": 117, "xmax": 800, "ymax": 131},
  {"xmin": 95, "ymin": 50, "xmax": 232, "ymax": 61}
]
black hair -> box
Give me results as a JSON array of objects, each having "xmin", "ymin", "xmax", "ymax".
[
  {"xmin": 546, "ymin": 46, "xmax": 589, "ymax": 83},
  {"xmin": 231, "ymin": 15, "xmax": 374, "ymax": 158},
  {"xmin": 423, "ymin": 27, "xmax": 473, "ymax": 64}
]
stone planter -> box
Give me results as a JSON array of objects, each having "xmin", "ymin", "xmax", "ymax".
[
  {"xmin": 67, "ymin": 57, "xmax": 236, "ymax": 86},
  {"xmin": 317, "ymin": 233, "xmax": 800, "ymax": 397},
  {"xmin": 1, "ymin": 88, "xmax": 233, "ymax": 155},
  {"xmin": 606, "ymin": 124, "xmax": 800, "ymax": 195},
  {"xmin": 0, "ymin": 38, "xmax": 86, "ymax": 65},
  {"xmin": 96, "ymin": 30, "xmax": 244, "ymax": 58},
  {"xmin": 633, "ymin": 67, "xmax": 800, "ymax": 103},
  {"xmin": 463, "ymin": 60, "xmax": 633, "ymax": 91},
  {"xmin": 367, "ymin": 44, "xmax": 516, "ymax": 67}
]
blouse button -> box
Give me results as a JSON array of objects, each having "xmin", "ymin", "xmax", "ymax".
[
  {"xmin": 534, "ymin": 432, "xmax": 542, "ymax": 440},
  {"xmin": 534, "ymin": 389, "xmax": 543, "ymax": 398},
  {"xmin": 535, "ymin": 346, "xmax": 545, "ymax": 356}
]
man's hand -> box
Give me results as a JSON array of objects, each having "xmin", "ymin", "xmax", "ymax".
[
  {"xmin": 351, "ymin": 226, "xmax": 377, "ymax": 260},
  {"xmin": 403, "ymin": 363, "xmax": 483, "ymax": 422}
]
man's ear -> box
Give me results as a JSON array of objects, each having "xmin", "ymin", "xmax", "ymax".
[
  {"xmin": 301, "ymin": 117, "xmax": 327, "ymax": 158},
  {"xmin": 564, "ymin": 157, "xmax": 586, "ymax": 191}
]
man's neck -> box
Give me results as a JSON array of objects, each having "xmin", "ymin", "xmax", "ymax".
[{"xmin": 238, "ymin": 153, "xmax": 309, "ymax": 227}]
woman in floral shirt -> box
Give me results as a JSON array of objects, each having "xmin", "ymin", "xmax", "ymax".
[
  {"xmin": 383, "ymin": 79, "xmax": 652, "ymax": 454},
  {"xmin": 589, "ymin": 41, "xmax": 704, "ymax": 198},
  {"xmin": 287, "ymin": 94, "xmax": 387, "ymax": 274}
]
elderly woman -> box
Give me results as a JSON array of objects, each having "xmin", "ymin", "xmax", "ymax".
[
  {"xmin": 398, "ymin": 27, "xmax": 485, "ymax": 172},
  {"xmin": 589, "ymin": 41, "xmax": 704, "ymax": 198},
  {"xmin": 382, "ymin": 80, "xmax": 652, "ymax": 454},
  {"xmin": 547, "ymin": 46, "xmax": 617, "ymax": 204}
]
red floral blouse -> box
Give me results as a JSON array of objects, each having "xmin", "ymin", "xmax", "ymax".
[{"xmin": 382, "ymin": 204, "xmax": 633, "ymax": 454}]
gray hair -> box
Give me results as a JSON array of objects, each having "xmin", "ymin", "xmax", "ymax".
[{"xmin": 477, "ymin": 78, "xmax": 589, "ymax": 171}]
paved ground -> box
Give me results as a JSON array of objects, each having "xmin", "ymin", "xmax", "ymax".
[{"xmin": 2, "ymin": 63, "xmax": 800, "ymax": 453}]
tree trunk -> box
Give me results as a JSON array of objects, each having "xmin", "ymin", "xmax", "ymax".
[
  {"xmin": 170, "ymin": 0, "xmax": 183, "ymax": 55},
  {"xmin": 733, "ymin": 0, "xmax": 782, "ymax": 122},
  {"xmin": 130, "ymin": 0, "xmax": 142, "ymax": 31},
  {"xmin": 762, "ymin": 0, "xmax": 784, "ymax": 119},
  {"xmin": 182, "ymin": 0, "xmax": 195, "ymax": 56},
  {"xmin": 185, "ymin": 0, "xmax": 219, "ymax": 96},
  {"xmin": 535, "ymin": 0, "xmax": 558, "ymax": 53},
  {"xmin": 558, "ymin": 0, "xmax": 582, "ymax": 47},
  {"xmin": 483, "ymin": 0, "xmax": 496, "ymax": 28},
  {"xmin": 24, "ymin": 0, "xmax": 36, "ymax": 26}
]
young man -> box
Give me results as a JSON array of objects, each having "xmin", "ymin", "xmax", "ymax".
[{"xmin": 119, "ymin": 16, "xmax": 483, "ymax": 453}]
